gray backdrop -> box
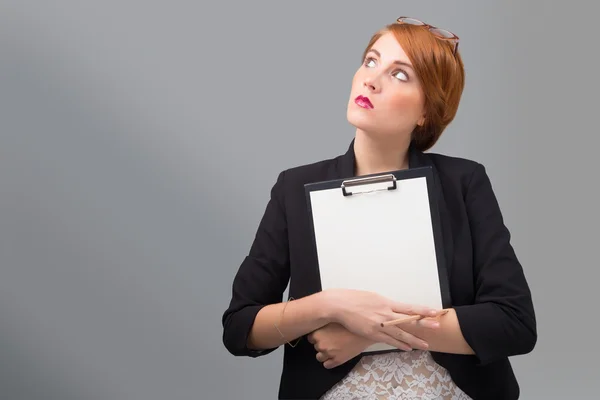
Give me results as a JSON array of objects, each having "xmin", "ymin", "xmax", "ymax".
[{"xmin": 1, "ymin": 1, "xmax": 598, "ymax": 399}]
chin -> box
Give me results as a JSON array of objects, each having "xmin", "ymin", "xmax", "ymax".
[
  {"xmin": 347, "ymin": 109, "xmax": 381, "ymax": 137},
  {"xmin": 347, "ymin": 107, "xmax": 372, "ymax": 131}
]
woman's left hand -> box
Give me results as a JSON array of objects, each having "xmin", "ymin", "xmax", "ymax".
[{"xmin": 307, "ymin": 323, "xmax": 374, "ymax": 369}]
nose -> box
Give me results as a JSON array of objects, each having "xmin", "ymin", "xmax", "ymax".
[{"xmin": 363, "ymin": 75, "xmax": 380, "ymax": 93}]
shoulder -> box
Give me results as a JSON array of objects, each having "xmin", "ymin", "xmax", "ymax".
[
  {"xmin": 273, "ymin": 155, "xmax": 342, "ymax": 190},
  {"xmin": 264, "ymin": 154, "xmax": 343, "ymax": 211},
  {"xmin": 425, "ymin": 151, "xmax": 479, "ymax": 169},
  {"xmin": 423, "ymin": 151, "xmax": 488, "ymax": 192},
  {"xmin": 284, "ymin": 156, "xmax": 341, "ymax": 182},
  {"xmin": 424, "ymin": 152, "xmax": 504, "ymax": 220},
  {"xmin": 425, "ymin": 151, "xmax": 481, "ymax": 177}
]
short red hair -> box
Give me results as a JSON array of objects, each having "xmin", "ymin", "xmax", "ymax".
[{"xmin": 362, "ymin": 23, "xmax": 466, "ymax": 151}]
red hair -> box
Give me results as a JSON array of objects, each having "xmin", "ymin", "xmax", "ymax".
[{"xmin": 362, "ymin": 23, "xmax": 465, "ymax": 151}]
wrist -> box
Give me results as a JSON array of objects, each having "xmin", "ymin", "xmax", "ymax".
[{"xmin": 316, "ymin": 289, "xmax": 340, "ymax": 324}]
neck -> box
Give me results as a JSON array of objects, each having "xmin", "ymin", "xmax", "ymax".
[{"xmin": 353, "ymin": 130, "xmax": 411, "ymax": 176}]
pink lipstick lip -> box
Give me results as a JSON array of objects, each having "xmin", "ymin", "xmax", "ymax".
[{"xmin": 355, "ymin": 95, "xmax": 374, "ymax": 109}]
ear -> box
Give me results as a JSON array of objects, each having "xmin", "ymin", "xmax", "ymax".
[{"xmin": 417, "ymin": 115, "xmax": 425, "ymax": 127}]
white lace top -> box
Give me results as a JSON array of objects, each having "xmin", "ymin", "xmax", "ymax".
[{"xmin": 320, "ymin": 350, "xmax": 472, "ymax": 400}]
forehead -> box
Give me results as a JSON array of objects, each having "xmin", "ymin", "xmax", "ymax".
[{"xmin": 368, "ymin": 32, "xmax": 411, "ymax": 63}]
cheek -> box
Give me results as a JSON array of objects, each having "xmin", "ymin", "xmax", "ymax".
[
  {"xmin": 387, "ymin": 91, "xmax": 423, "ymax": 114},
  {"xmin": 351, "ymin": 73, "xmax": 362, "ymax": 90},
  {"xmin": 352, "ymin": 67, "xmax": 370, "ymax": 86}
]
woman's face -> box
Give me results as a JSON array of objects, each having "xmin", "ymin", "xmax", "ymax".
[{"xmin": 347, "ymin": 32, "xmax": 426, "ymax": 142}]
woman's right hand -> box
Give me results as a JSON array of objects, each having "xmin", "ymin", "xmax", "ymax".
[{"xmin": 323, "ymin": 288, "xmax": 441, "ymax": 351}]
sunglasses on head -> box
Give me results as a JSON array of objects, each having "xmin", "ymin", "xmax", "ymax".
[{"xmin": 396, "ymin": 16, "xmax": 460, "ymax": 55}]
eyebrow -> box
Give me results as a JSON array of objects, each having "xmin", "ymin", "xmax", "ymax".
[{"xmin": 366, "ymin": 49, "xmax": 414, "ymax": 70}]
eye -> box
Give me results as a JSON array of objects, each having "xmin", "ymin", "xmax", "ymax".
[
  {"xmin": 393, "ymin": 70, "xmax": 409, "ymax": 82},
  {"xmin": 364, "ymin": 57, "xmax": 376, "ymax": 67}
]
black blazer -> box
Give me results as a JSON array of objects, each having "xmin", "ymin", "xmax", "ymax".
[{"xmin": 222, "ymin": 140, "xmax": 537, "ymax": 400}]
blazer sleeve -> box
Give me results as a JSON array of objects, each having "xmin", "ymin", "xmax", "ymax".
[
  {"xmin": 221, "ymin": 170, "xmax": 291, "ymax": 357},
  {"xmin": 454, "ymin": 163, "xmax": 537, "ymax": 365}
]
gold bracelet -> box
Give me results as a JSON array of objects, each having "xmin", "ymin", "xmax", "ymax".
[{"xmin": 274, "ymin": 297, "xmax": 301, "ymax": 348}]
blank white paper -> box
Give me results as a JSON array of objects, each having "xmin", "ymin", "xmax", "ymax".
[{"xmin": 308, "ymin": 177, "xmax": 443, "ymax": 352}]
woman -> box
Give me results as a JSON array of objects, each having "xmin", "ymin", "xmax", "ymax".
[{"xmin": 222, "ymin": 17, "xmax": 536, "ymax": 400}]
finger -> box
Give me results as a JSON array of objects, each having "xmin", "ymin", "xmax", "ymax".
[
  {"xmin": 385, "ymin": 327, "xmax": 429, "ymax": 350},
  {"xmin": 398, "ymin": 318, "xmax": 439, "ymax": 329},
  {"xmin": 391, "ymin": 302, "xmax": 439, "ymax": 317},
  {"xmin": 381, "ymin": 314, "xmax": 422, "ymax": 327},
  {"xmin": 416, "ymin": 318, "xmax": 441, "ymax": 329},
  {"xmin": 373, "ymin": 332, "xmax": 412, "ymax": 352},
  {"xmin": 434, "ymin": 309, "xmax": 451, "ymax": 317},
  {"xmin": 316, "ymin": 352, "xmax": 329, "ymax": 363},
  {"xmin": 324, "ymin": 352, "xmax": 354, "ymax": 369},
  {"xmin": 307, "ymin": 333, "xmax": 316, "ymax": 344}
]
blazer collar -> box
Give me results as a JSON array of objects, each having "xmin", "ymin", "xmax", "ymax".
[{"xmin": 336, "ymin": 139, "xmax": 455, "ymax": 292}]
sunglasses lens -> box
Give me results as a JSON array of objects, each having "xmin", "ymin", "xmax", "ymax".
[
  {"xmin": 399, "ymin": 17, "xmax": 425, "ymax": 25},
  {"xmin": 430, "ymin": 28, "xmax": 455, "ymax": 39}
]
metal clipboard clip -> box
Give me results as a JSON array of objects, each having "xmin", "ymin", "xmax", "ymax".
[{"xmin": 341, "ymin": 174, "xmax": 397, "ymax": 196}]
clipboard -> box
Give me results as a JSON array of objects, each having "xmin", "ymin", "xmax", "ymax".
[{"xmin": 304, "ymin": 166, "xmax": 451, "ymax": 353}]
